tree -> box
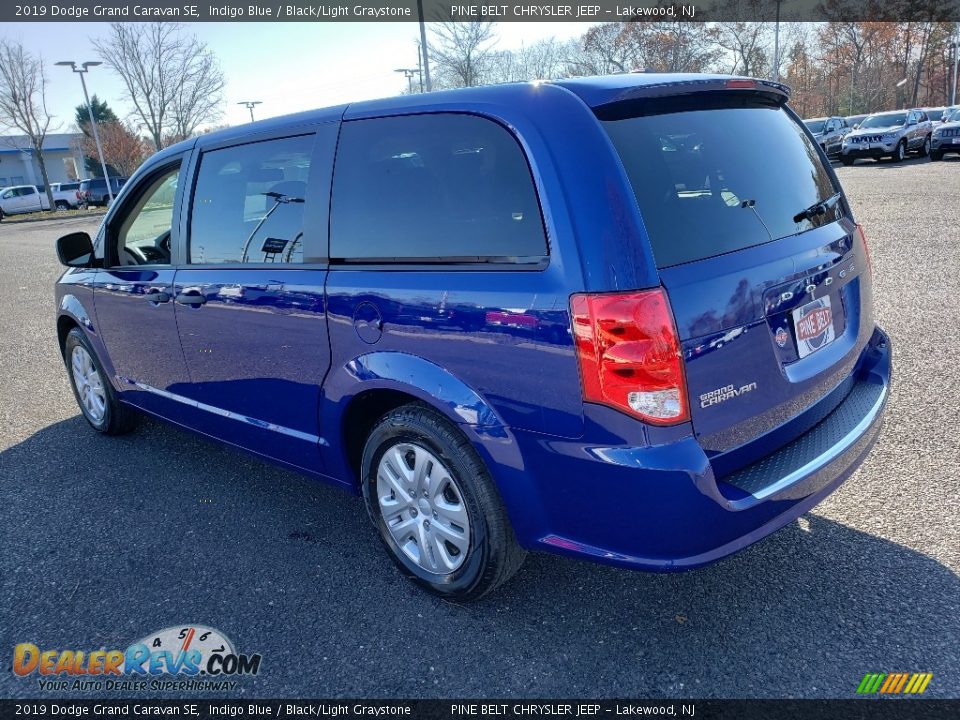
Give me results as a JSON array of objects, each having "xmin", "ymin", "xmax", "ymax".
[
  {"xmin": 0, "ymin": 40, "xmax": 57, "ymax": 209},
  {"xmin": 74, "ymin": 94, "xmax": 119, "ymax": 176},
  {"xmin": 93, "ymin": 22, "xmax": 225, "ymax": 150},
  {"xmin": 78, "ymin": 120, "xmax": 149, "ymax": 177},
  {"xmin": 74, "ymin": 94, "xmax": 117, "ymax": 130},
  {"xmin": 430, "ymin": 21, "xmax": 497, "ymax": 88}
]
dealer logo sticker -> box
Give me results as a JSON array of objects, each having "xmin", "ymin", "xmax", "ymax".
[
  {"xmin": 12, "ymin": 624, "xmax": 262, "ymax": 692},
  {"xmin": 792, "ymin": 296, "xmax": 836, "ymax": 358},
  {"xmin": 774, "ymin": 326, "xmax": 789, "ymax": 348}
]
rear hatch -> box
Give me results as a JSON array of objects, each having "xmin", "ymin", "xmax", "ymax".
[{"xmin": 600, "ymin": 83, "xmax": 873, "ymax": 469}]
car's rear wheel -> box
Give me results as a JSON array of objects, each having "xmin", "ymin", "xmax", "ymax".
[
  {"xmin": 919, "ymin": 136, "xmax": 931, "ymax": 157},
  {"xmin": 891, "ymin": 140, "xmax": 906, "ymax": 162},
  {"xmin": 54, "ymin": 200, "xmax": 70, "ymax": 211},
  {"xmin": 64, "ymin": 328, "xmax": 137, "ymax": 435},
  {"xmin": 361, "ymin": 403, "xmax": 525, "ymax": 600}
]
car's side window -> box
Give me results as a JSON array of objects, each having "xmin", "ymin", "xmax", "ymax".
[
  {"xmin": 188, "ymin": 134, "xmax": 314, "ymax": 265},
  {"xmin": 20, "ymin": 187, "xmax": 36, "ymax": 196},
  {"xmin": 330, "ymin": 113, "xmax": 547, "ymax": 263},
  {"xmin": 1, "ymin": 189, "xmax": 13, "ymax": 199},
  {"xmin": 113, "ymin": 165, "xmax": 180, "ymax": 267}
]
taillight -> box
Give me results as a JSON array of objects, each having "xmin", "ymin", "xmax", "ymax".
[
  {"xmin": 570, "ymin": 288, "xmax": 689, "ymax": 425},
  {"xmin": 725, "ymin": 79, "xmax": 757, "ymax": 89},
  {"xmin": 855, "ymin": 223, "xmax": 872, "ymax": 278}
]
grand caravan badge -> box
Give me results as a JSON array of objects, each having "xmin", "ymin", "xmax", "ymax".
[{"xmin": 700, "ymin": 382, "xmax": 758, "ymax": 408}]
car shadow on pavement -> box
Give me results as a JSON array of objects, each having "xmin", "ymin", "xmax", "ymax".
[
  {"xmin": 1, "ymin": 416, "xmax": 957, "ymax": 698},
  {"xmin": 838, "ymin": 156, "xmax": 938, "ymax": 170}
]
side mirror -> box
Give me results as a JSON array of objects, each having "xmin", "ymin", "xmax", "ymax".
[{"xmin": 55, "ymin": 231, "xmax": 95, "ymax": 268}]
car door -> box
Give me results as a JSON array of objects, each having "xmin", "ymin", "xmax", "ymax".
[
  {"xmin": 0, "ymin": 187, "xmax": 21, "ymax": 214},
  {"xmin": 19, "ymin": 186, "xmax": 42, "ymax": 211},
  {"xmin": 91, "ymin": 156, "xmax": 191, "ymax": 417},
  {"xmin": 171, "ymin": 124, "xmax": 336, "ymax": 473},
  {"xmin": 907, "ymin": 111, "xmax": 921, "ymax": 148}
]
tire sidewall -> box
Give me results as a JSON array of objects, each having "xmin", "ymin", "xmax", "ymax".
[
  {"xmin": 64, "ymin": 329, "xmax": 113, "ymax": 432},
  {"xmin": 361, "ymin": 413, "xmax": 490, "ymax": 597}
]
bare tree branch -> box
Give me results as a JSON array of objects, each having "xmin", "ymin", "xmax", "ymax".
[
  {"xmin": 93, "ymin": 22, "xmax": 225, "ymax": 151},
  {"xmin": 0, "ymin": 39, "xmax": 58, "ymax": 207}
]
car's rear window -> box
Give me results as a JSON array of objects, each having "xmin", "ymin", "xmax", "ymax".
[{"xmin": 602, "ymin": 100, "xmax": 840, "ymax": 268}]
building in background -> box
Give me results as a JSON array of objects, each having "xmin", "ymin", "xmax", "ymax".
[{"xmin": 0, "ymin": 133, "xmax": 86, "ymax": 188}]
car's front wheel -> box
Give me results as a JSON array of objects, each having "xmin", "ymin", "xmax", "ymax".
[
  {"xmin": 930, "ymin": 150, "xmax": 943, "ymax": 161},
  {"xmin": 64, "ymin": 328, "xmax": 137, "ymax": 434},
  {"xmin": 841, "ymin": 155, "xmax": 854, "ymax": 166},
  {"xmin": 361, "ymin": 403, "xmax": 525, "ymax": 600},
  {"xmin": 891, "ymin": 140, "xmax": 906, "ymax": 162}
]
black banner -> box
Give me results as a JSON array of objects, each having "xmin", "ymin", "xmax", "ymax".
[
  {"xmin": 1, "ymin": 700, "xmax": 959, "ymax": 720},
  {"xmin": 3, "ymin": 0, "xmax": 960, "ymax": 23}
]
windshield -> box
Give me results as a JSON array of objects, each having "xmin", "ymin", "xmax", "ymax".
[
  {"xmin": 927, "ymin": 109, "xmax": 944, "ymax": 121},
  {"xmin": 861, "ymin": 113, "xmax": 906, "ymax": 129},
  {"xmin": 603, "ymin": 102, "xmax": 839, "ymax": 268},
  {"xmin": 804, "ymin": 119, "xmax": 826, "ymax": 133}
]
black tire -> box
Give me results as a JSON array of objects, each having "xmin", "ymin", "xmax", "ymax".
[
  {"xmin": 63, "ymin": 328, "xmax": 137, "ymax": 435},
  {"xmin": 841, "ymin": 156, "xmax": 854, "ymax": 166},
  {"xmin": 919, "ymin": 135, "xmax": 931, "ymax": 157},
  {"xmin": 930, "ymin": 150, "xmax": 943, "ymax": 161},
  {"xmin": 55, "ymin": 200, "xmax": 70, "ymax": 211},
  {"xmin": 361, "ymin": 403, "xmax": 525, "ymax": 600},
  {"xmin": 891, "ymin": 141, "xmax": 906, "ymax": 163}
]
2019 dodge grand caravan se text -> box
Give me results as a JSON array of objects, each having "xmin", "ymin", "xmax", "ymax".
[{"xmin": 54, "ymin": 74, "xmax": 891, "ymax": 600}]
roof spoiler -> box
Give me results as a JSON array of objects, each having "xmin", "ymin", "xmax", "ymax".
[{"xmin": 592, "ymin": 77, "xmax": 791, "ymax": 117}]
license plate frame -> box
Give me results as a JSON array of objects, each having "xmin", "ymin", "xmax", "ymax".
[{"xmin": 792, "ymin": 296, "xmax": 836, "ymax": 359}]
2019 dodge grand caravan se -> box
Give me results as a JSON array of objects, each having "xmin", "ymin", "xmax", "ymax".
[{"xmin": 54, "ymin": 74, "xmax": 891, "ymax": 600}]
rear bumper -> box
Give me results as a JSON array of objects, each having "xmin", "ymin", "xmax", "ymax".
[{"xmin": 503, "ymin": 326, "xmax": 890, "ymax": 571}]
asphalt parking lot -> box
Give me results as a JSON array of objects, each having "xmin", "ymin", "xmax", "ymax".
[{"xmin": 1, "ymin": 156, "xmax": 957, "ymax": 700}]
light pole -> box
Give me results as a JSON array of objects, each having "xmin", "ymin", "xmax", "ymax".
[
  {"xmin": 417, "ymin": 0, "xmax": 432, "ymax": 92},
  {"xmin": 395, "ymin": 68, "xmax": 418, "ymax": 94},
  {"xmin": 772, "ymin": 0, "xmax": 782, "ymax": 82},
  {"xmin": 55, "ymin": 61, "xmax": 113, "ymax": 204},
  {"xmin": 238, "ymin": 101, "xmax": 262, "ymax": 123},
  {"xmin": 950, "ymin": 35, "xmax": 959, "ymax": 106},
  {"xmin": 896, "ymin": 77, "xmax": 908, "ymax": 109}
]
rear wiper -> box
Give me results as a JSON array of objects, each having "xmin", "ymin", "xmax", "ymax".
[{"xmin": 793, "ymin": 192, "xmax": 842, "ymax": 224}]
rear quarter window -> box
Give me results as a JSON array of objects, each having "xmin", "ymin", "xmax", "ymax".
[
  {"xmin": 603, "ymin": 101, "xmax": 839, "ymax": 268},
  {"xmin": 330, "ymin": 113, "xmax": 547, "ymax": 262}
]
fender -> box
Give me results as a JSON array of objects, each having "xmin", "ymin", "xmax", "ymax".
[
  {"xmin": 319, "ymin": 351, "xmax": 546, "ymax": 541},
  {"xmin": 59, "ymin": 293, "xmax": 95, "ymax": 334},
  {"xmin": 341, "ymin": 351, "xmax": 503, "ymax": 428},
  {"xmin": 57, "ymin": 292, "xmax": 116, "ymax": 383}
]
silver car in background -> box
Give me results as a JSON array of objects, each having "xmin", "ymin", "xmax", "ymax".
[
  {"xmin": 803, "ymin": 116, "xmax": 850, "ymax": 157},
  {"xmin": 840, "ymin": 109, "xmax": 933, "ymax": 164},
  {"xmin": 931, "ymin": 107, "xmax": 960, "ymax": 160}
]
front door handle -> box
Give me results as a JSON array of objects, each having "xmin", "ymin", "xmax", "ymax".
[
  {"xmin": 144, "ymin": 289, "xmax": 171, "ymax": 304},
  {"xmin": 175, "ymin": 292, "xmax": 206, "ymax": 307}
]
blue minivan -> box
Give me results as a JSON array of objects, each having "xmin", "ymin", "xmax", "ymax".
[{"xmin": 55, "ymin": 74, "xmax": 891, "ymax": 599}]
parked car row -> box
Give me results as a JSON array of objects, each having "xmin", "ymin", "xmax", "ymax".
[
  {"xmin": 804, "ymin": 106, "xmax": 960, "ymax": 164},
  {"xmin": 0, "ymin": 176, "xmax": 128, "ymax": 220}
]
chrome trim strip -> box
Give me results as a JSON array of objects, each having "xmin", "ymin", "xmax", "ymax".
[
  {"xmin": 749, "ymin": 381, "xmax": 887, "ymax": 502},
  {"xmin": 122, "ymin": 378, "xmax": 323, "ymax": 445}
]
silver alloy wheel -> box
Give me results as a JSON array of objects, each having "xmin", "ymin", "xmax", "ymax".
[
  {"xmin": 923, "ymin": 137, "xmax": 930, "ymax": 155},
  {"xmin": 376, "ymin": 442, "xmax": 471, "ymax": 575},
  {"xmin": 896, "ymin": 142, "xmax": 905, "ymax": 161},
  {"xmin": 71, "ymin": 345, "xmax": 106, "ymax": 424}
]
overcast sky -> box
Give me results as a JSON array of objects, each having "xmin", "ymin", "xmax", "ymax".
[{"xmin": 5, "ymin": 22, "xmax": 597, "ymax": 134}]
